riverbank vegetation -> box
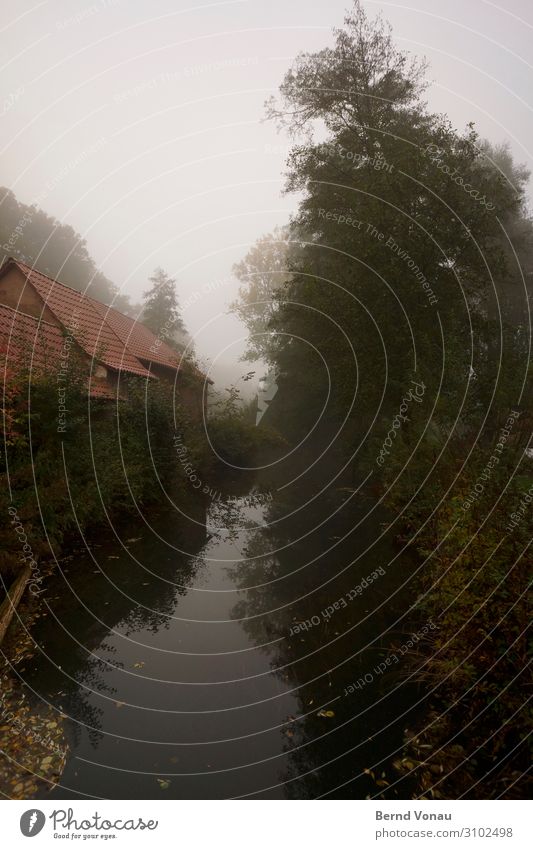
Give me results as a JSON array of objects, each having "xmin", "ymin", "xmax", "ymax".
[
  {"xmin": 0, "ymin": 346, "xmax": 273, "ymax": 796},
  {"xmin": 206, "ymin": 382, "xmax": 285, "ymax": 468},
  {"xmin": 233, "ymin": 1, "xmax": 532, "ymax": 798},
  {"xmin": 0, "ymin": 205, "xmax": 272, "ymax": 596},
  {"xmin": 1, "ymin": 354, "xmax": 273, "ymax": 600}
]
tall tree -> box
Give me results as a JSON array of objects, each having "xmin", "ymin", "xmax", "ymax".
[
  {"xmin": 243, "ymin": 2, "xmax": 532, "ymax": 798},
  {"xmin": 257, "ymin": 0, "xmax": 530, "ymax": 449},
  {"xmin": 142, "ymin": 268, "xmax": 186, "ymax": 344}
]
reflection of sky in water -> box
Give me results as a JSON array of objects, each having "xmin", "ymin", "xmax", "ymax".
[{"xmin": 24, "ymin": 487, "xmax": 420, "ymax": 799}]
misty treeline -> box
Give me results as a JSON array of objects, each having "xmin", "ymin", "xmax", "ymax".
[
  {"xmin": 233, "ymin": 2, "xmax": 532, "ymax": 798},
  {"xmin": 0, "ymin": 187, "xmax": 189, "ymax": 346},
  {"xmin": 0, "ymin": 186, "xmax": 136, "ymax": 313}
]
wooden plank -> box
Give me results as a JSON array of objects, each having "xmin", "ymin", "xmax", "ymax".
[{"xmin": 0, "ymin": 566, "xmax": 32, "ymax": 646}]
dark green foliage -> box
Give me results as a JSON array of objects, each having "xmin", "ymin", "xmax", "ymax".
[
  {"xmin": 232, "ymin": 0, "xmax": 532, "ymax": 798},
  {"xmin": 0, "ymin": 363, "xmax": 190, "ymax": 574},
  {"xmin": 207, "ymin": 387, "xmax": 285, "ymax": 468},
  {"xmin": 0, "ymin": 361, "xmax": 276, "ymax": 590},
  {"xmin": 390, "ymin": 451, "xmax": 532, "ymax": 799}
]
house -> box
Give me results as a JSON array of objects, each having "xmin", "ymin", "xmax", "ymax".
[{"xmin": 0, "ymin": 257, "xmax": 210, "ymax": 415}]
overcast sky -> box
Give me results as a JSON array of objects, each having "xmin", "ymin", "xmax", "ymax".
[{"xmin": 2, "ymin": 0, "xmax": 533, "ymax": 383}]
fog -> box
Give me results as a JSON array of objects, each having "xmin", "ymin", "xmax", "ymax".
[{"xmin": 2, "ymin": 0, "xmax": 532, "ymax": 385}]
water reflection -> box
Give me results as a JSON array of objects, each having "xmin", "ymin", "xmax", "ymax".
[
  {"xmin": 23, "ymin": 475, "xmax": 423, "ymax": 799},
  {"xmin": 229, "ymin": 478, "xmax": 421, "ymax": 799}
]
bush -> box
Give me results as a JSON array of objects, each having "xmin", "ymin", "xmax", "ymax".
[{"xmin": 0, "ymin": 359, "xmax": 194, "ymax": 575}]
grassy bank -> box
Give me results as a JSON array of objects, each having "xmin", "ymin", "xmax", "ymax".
[{"xmin": 385, "ymin": 441, "xmax": 532, "ymax": 799}]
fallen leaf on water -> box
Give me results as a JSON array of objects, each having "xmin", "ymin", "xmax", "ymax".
[
  {"xmin": 157, "ymin": 778, "xmax": 171, "ymax": 789},
  {"xmin": 115, "ymin": 701, "xmax": 125, "ymax": 709},
  {"xmin": 316, "ymin": 709, "xmax": 335, "ymax": 718},
  {"xmin": 133, "ymin": 662, "xmax": 145, "ymax": 669}
]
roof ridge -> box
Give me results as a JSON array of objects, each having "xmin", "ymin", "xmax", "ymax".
[
  {"xmin": 7, "ymin": 257, "xmax": 106, "ymax": 302},
  {"xmin": 10, "ymin": 259, "xmax": 147, "ymax": 329}
]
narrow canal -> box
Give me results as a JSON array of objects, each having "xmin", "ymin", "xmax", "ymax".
[{"xmin": 23, "ymin": 474, "xmax": 423, "ymax": 799}]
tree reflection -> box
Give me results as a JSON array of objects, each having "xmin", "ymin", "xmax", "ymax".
[
  {"xmin": 23, "ymin": 499, "xmax": 209, "ymax": 750},
  {"xmin": 229, "ymin": 483, "xmax": 422, "ymax": 798}
]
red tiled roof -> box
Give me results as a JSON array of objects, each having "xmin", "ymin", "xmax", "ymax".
[
  {"xmin": 0, "ymin": 257, "xmax": 211, "ymax": 386},
  {"xmin": 0, "ymin": 302, "xmax": 65, "ymax": 374},
  {"xmin": 90, "ymin": 299, "xmax": 212, "ymax": 383},
  {"xmin": 89, "ymin": 299, "xmax": 181, "ymax": 369},
  {"xmin": 4, "ymin": 259, "xmax": 153, "ymax": 379},
  {"xmin": 0, "ymin": 303, "xmax": 117, "ymax": 399}
]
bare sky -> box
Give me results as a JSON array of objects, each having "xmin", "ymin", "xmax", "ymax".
[{"xmin": 2, "ymin": 0, "xmax": 532, "ymax": 383}]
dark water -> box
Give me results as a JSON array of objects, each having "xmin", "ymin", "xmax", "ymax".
[{"xmin": 23, "ymin": 474, "xmax": 423, "ymax": 799}]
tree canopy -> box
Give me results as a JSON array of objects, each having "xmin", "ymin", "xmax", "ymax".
[{"xmin": 235, "ymin": 0, "xmax": 531, "ymax": 447}]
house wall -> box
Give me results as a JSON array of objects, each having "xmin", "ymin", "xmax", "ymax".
[
  {"xmin": 143, "ymin": 361, "xmax": 207, "ymax": 419},
  {"xmin": 178, "ymin": 379, "xmax": 207, "ymax": 421},
  {"xmin": 104, "ymin": 369, "xmax": 126, "ymax": 399},
  {"xmin": 0, "ymin": 267, "xmax": 57, "ymax": 324}
]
